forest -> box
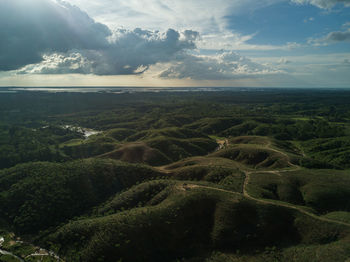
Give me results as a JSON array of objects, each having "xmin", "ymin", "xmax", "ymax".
[{"xmin": 0, "ymin": 88, "xmax": 350, "ymax": 262}]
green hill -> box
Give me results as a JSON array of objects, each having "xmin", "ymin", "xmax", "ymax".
[
  {"xmin": 211, "ymin": 144, "xmax": 293, "ymax": 169},
  {"xmin": 1, "ymin": 90, "xmax": 350, "ymax": 262},
  {"xmin": 44, "ymin": 181, "xmax": 350, "ymax": 262},
  {"xmin": 105, "ymin": 128, "xmax": 137, "ymax": 141},
  {"xmin": 146, "ymin": 137, "xmax": 217, "ymax": 162},
  {"xmin": 246, "ymin": 169, "xmax": 350, "ymax": 214},
  {"xmin": 0, "ymin": 159, "xmax": 161, "ymax": 233},
  {"xmin": 98, "ymin": 142, "xmax": 171, "ymax": 166},
  {"xmin": 126, "ymin": 127, "xmax": 209, "ymax": 141}
]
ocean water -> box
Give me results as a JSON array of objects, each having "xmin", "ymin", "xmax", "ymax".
[
  {"xmin": 1, "ymin": 87, "xmax": 345, "ymax": 94},
  {"xmin": 0, "ymin": 87, "xmax": 258, "ymax": 94}
]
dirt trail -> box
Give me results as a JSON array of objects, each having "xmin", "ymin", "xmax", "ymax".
[
  {"xmin": 255, "ymin": 170, "xmax": 282, "ymax": 177},
  {"xmin": 242, "ymin": 170, "xmax": 350, "ymax": 227},
  {"xmin": 180, "ymin": 138, "xmax": 350, "ymax": 228},
  {"xmin": 155, "ymin": 165, "xmax": 173, "ymax": 174},
  {"xmin": 181, "ymin": 175, "xmax": 350, "ymax": 228},
  {"xmin": 262, "ymin": 143, "xmax": 300, "ymax": 170},
  {"xmin": 154, "ymin": 137, "xmax": 350, "ymax": 227},
  {"xmin": 242, "ymin": 142, "xmax": 350, "ymax": 226}
]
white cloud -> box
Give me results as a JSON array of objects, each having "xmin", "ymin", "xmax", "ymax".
[
  {"xmin": 253, "ymin": 52, "xmax": 350, "ymax": 65},
  {"xmin": 67, "ymin": 0, "xmax": 282, "ymax": 32},
  {"xmin": 253, "ymin": 52, "xmax": 350, "ymax": 86},
  {"xmin": 278, "ymin": 58, "xmax": 292, "ymax": 64},
  {"xmin": 159, "ymin": 51, "xmax": 283, "ymax": 80},
  {"xmin": 304, "ymin": 17, "xmax": 315, "ymax": 23},
  {"xmin": 252, "ymin": 53, "xmax": 350, "ymax": 87},
  {"xmin": 291, "ymin": 0, "xmax": 350, "ymax": 9},
  {"xmin": 17, "ymin": 53, "xmax": 93, "ymax": 74},
  {"xmin": 198, "ymin": 33, "xmax": 302, "ymax": 51}
]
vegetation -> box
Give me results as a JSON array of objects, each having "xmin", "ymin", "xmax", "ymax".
[
  {"xmin": 247, "ymin": 169, "xmax": 350, "ymax": 214},
  {"xmin": 1, "ymin": 88, "xmax": 350, "ymax": 261},
  {"xmin": 0, "ymin": 159, "xmax": 161, "ymax": 233}
]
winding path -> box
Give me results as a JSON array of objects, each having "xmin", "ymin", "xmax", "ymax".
[
  {"xmin": 184, "ymin": 172, "xmax": 350, "ymax": 228},
  {"xmin": 180, "ymin": 139, "xmax": 350, "ymax": 228},
  {"xmin": 241, "ymin": 171, "xmax": 350, "ymax": 227}
]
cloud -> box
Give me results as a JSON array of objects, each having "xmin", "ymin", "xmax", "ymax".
[
  {"xmin": 304, "ymin": 17, "xmax": 315, "ymax": 23},
  {"xmin": 18, "ymin": 28, "xmax": 198, "ymax": 75},
  {"xmin": 183, "ymin": 30, "xmax": 200, "ymax": 41},
  {"xmin": 326, "ymin": 30, "xmax": 350, "ymax": 41},
  {"xmin": 0, "ymin": 0, "xmax": 111, "ymax": 71},
  {"xmin": 278, "ymin": 58, "xmax": 292, "ymax": 64},
  {"xmin": 308, "ymin": 28, "xmax": 350, "ymax": 45},
  {"xmin": 291, "ymin": 0, "xmax": 350, "ymax": 9},
  {"xmin": 159, "ymin": 51, "xmax": 282, "ymax": 80},
  {"xmin": 1, "ymin": 0, "xmax": 198, "ymax": 75},
  {"xmin": 86, "ymin": 28, "xmax": 198, "ymax": 75},
  {"xmin": 1, "ymin": 0, "xmax": 284, "ymax": 81},
  {"xmin": 198, "ymin": 31, "xmax": 303, "ymax": 51},
  {"xmin": 17, "ymin": 53, "xmax": 94, "ymax": 75},
  {"xmin": 68, "ymin": 0, "xmax": 282, "ymax": 32},
  {"xmin": 67, "ymin": 0, "xmax": 285, "ymax": 52}
]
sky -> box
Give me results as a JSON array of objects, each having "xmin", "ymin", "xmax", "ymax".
[{"xmin": 0, "ymin": 0, "xmax": 349, "ymax": 87}]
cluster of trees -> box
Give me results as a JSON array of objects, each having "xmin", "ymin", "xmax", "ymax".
[{"xmin": 0, "ymin": 124, "xmax": 85, "ymax": 169}]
